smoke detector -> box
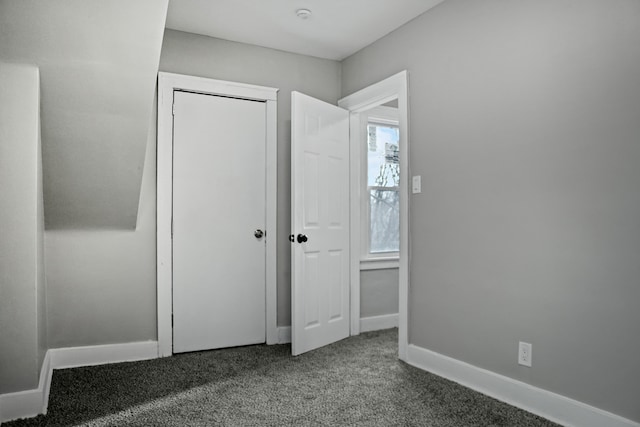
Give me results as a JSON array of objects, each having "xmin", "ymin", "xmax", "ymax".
[{"xmin": 296, "ymin": 9, "xmax": 312, "ymax": 19}]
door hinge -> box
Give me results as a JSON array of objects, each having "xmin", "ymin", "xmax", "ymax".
[
  {"xmin": 171, "ymin": 314, "xmax": 174, "ymax": 327},
  {"xmin": 171, "ymin": 218, "xmax": 174, "ymax": 238},
  {"xmin": 172, "ymin": 102, "xmax": 176, "ymax": 116}
]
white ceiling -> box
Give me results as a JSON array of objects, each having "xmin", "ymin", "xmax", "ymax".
[{"xmin": 166, "ymin": 0, "xmax": 446, "ymax": 60}]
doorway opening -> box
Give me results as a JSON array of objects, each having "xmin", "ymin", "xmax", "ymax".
[
  {"xmin": 290, "ymin": 72, "xmax": 409, "ymax": 359},
  {"xmin": 338, "ymin": 71, "xmax": 409, "ymax": 360}
]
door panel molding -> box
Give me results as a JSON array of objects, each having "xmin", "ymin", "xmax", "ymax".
[{"xmin": 157, "ymin": 72, "xmax": 278, "ymax": 356}]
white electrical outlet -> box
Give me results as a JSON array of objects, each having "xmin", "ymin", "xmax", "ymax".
[{"xmin": 518, "ymin": 341, "xmax": 532, "ymax": 367}]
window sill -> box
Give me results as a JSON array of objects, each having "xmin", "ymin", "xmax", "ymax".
[{"xmin": 360, "ymin": 258, "xmax": 399, "ymax": 270}]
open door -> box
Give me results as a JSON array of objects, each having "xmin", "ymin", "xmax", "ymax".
[{"xmin": 291, "ymin": 92, "xmax": 350, "ymax": 356}]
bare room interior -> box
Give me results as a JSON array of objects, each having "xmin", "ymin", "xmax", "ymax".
[{"xmin": 1, "ymin": 0, "xmax": 639, "ymax": 425}]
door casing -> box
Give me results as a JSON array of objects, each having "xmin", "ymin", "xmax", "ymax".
[{"xmin": 157, "ymin": 72, "xmax": 278, "ymax": 357}]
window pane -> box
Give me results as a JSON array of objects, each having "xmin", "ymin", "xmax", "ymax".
[
  {"xmin": 369, "ymin": 189, "xmax": 399, "ymax": 253},
  {"xmin": 367, "ymin": 124, "xmax": 399, "ymax": 187}
]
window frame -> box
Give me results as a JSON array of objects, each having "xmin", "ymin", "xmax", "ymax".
[{"xmin": 360, "ymin": 106, "xmax": 400, "ymax": 270}]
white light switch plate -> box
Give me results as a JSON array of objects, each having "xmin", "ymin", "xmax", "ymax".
[{"xmin": 412, "ymin": 175, "xmax": 421, "ymax": 194}]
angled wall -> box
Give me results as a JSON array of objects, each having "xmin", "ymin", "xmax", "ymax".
[
  {"xmin": 0, "ymin": 62, "xmax": 46, "ymax": 394},
  {"xmin": 0, "ymin": 0, "xmax": 168, "ymax": 229},
  {"xmin": 342, "ymin": 0, "xmax": 640, "ymax": 422}
]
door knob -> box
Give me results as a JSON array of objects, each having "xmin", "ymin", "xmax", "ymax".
[
  {"xmin": 254, "ymin": 229, "xmax": 264, "ymax": 239},
  {"xmin": 289, "ymin": 234, "xmax": 295, "ymax": 243},
  {"xmin": 296, "ymin": 233, "xmax": 308, "ymax": 243}
]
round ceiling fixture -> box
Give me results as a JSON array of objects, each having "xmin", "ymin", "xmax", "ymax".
[{"xmin": 296, "ymin": 8, "xmax": 312, "ymax": 19}]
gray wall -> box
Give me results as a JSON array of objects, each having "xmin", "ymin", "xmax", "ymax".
[
  {"xmin": 0, "ymin": 63, "xmax": 46, "ymax": 393},
  {"xmin": 342, "ymin": 0, "xmax": 640, "ymax": 422},
  {"xmin": 44, "ymin": 115, "xmax": 158, "ymax": 348},
  {"xmin": 160, "ymin": 30, "xmax": 342, "ymax": 326},
  {"xmin": 360, "ymin": 269, "xmax": 398, "ymax": 318}
]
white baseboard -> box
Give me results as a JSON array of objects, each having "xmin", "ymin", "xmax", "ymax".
[
  {"xmin": 0, "ymin": 385, "xmax": 44, "ymax": 424},
  {"xmin": 0, "ymin": 341, "xmax": 158, "ymax": 424},
  {"xmin": 360, "ymin": 313, "xmax": 398, "ymax": 333},
  {"xmin": 50, "ymin": 341, "xmax": 159, "ymax": 370},
  {"xmin": 277, "ymin": 326, "xmax": 291, "ymax": 344},
  {"xmin": 0, "ymin": 350, "xmax": 52, "ymax": 423},
  {"xmin": 407, "ymin": 344, "xmax": 639, "ymax": 427}
]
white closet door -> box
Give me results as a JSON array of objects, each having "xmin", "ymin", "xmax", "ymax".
[{"xmin": 172, "ymin": 90, "xmax": 266, "ymax": 353}]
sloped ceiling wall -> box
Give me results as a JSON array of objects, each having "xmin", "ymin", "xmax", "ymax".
[{"xmin": 0, "ymin": 0, "xmax": 168, "ymax": 229}]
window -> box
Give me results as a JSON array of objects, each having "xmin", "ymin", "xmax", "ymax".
[{"xmin": 361, "ymin": 106, "xmax": 400, "ymax": 267}]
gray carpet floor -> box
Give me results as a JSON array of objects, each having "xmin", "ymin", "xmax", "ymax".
[{"xmin": 5, "ymin": 329, "xmax": 559, "ymax": 426}]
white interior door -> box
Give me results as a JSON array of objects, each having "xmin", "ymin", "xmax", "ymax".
[
  {"xmin": 291, "ymin": 91, "xmax": 350, "ymax": 356},
  {"xmin": 172, "ymin": 90, "xmax": 266, "ymax": 354}
]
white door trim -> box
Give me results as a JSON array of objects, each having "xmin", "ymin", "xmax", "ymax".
[
  {"xmin": 338, "ymin": 71, "xmax": 409, "ymax": 361},
  {"xmin": 157, "ymin": 72, "xmax": 279, "ymax": 357}
]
